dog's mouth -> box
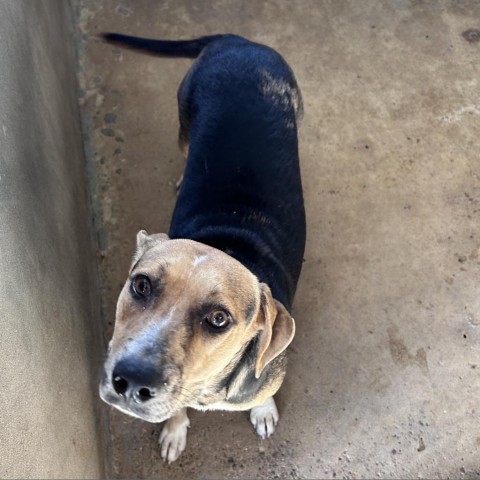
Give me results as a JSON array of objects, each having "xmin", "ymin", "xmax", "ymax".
[{"xmin": 99, "ymin": 381, "xmax": 180, "ymax": 423}]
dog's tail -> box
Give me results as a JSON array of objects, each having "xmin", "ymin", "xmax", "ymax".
[{"xmin": 101, "ymin": 33, "xmax": 230, "ymax": 58}]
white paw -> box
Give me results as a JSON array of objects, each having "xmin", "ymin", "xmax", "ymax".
[
  {"xmin": 158, "ymin": 410, "xmax": 190, "ymax": 463},
  {"xmin": 250, "ymin": 396, "xmax": 279, "ymax": 439}
]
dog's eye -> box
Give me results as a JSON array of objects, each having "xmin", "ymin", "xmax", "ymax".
[
  {"xmin": 131, "ymin": 275, "xmax": 152, "ymax": 298},
  {"xmin": 205, "ymin": 310, "xmax": 230, "ymax": 329}
]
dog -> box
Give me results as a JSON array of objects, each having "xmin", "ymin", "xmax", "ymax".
[{"xmin": 99, "ymin": 33, "xmax": 306, "ymax": 463}]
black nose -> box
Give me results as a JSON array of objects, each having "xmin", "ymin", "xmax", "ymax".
[{"xmin": 111, "ymin": 357, "xmax": 159, "ymax": 403}]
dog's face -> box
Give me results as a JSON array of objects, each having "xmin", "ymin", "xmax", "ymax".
[{"xmin": 99, "ymin": 231, "xmax": 295, "ymax": 422}]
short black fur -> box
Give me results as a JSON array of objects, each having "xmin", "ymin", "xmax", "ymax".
[{"xmin": 102, "ymin": 33, "xmax": 306, "ymax": 311}]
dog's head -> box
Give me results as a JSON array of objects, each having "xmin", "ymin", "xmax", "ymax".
[{"xmin": 99, "ymin": 230, "xmax": 295, "ymax": 422}]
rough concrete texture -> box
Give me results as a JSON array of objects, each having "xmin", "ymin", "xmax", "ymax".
[
  {"xmin": 0, "ymin": 1, "xmax": 105, "ymax": 478},
  {"xmin": 75, "ymin": 1, "xmax": 480, "ymax": 478}
]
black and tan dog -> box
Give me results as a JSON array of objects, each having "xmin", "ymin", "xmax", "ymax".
[{"xmin": 99, "ymin": 33, "xmax": 306, "ymax": 463}]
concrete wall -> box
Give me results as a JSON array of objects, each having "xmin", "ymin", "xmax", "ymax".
[{"xmin": 0, "ymin": 1, "xmax": 105, "ymax": 478}]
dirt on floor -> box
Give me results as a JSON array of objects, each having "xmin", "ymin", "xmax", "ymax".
[{"xmin": 75, "ymin": 1, "xmax": 480, "ymax": 478}]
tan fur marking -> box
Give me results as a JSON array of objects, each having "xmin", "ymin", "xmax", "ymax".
[{"xmin": 102, "ymin": 234, "xmax": 292, "ymax": 423}]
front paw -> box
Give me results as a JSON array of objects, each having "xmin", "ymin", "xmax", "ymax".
[
  {"xmin": 158, "ymin": 409, "xmax": 190, "ymax": 463},
  {"xmin": 250, "ymin": 396, "xmax": 279, "ymax": 439}
]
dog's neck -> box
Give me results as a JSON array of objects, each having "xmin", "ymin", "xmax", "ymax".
[{"xmin": 192, "ymin": 334, "xmax": 286, "ymax": 411}]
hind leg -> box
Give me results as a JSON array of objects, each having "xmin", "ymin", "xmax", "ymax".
[
  {"xmin": 176, "ymin": 67, "xmax": 195, "ymax": 158},
  {"xmin": 175, "ymin": 72, "xmax": 195, "ymax": 193},
  {"xmin": 175, "ymin": 124, "xmax": 188, "ymax": 193},
  {"xmin": 175, "ymin": 123, "xmax": 188, "ymax": 192},
  {"xmin": 178, "ymin": 124, "xmax": 189, "ymax": 159}
]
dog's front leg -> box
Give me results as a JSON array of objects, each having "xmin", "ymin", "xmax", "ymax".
[
  {"xmin": 158, "ymin": 408, "xmax": 190, "ymax": 463},
  {"xmin": 249, "ymin": 396, "xmax": 279, "ymax": 439}
]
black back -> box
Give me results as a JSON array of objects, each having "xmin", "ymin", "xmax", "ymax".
[
  {"xmin": 102, "ymin": 33, "xmax": 306, "ymax": 309},
  {"xmin": 168, "ymin": 36, "xmax": 306, "ymax": 310}
]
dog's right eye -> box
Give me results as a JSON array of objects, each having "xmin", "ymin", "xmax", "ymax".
[
  {"xmin": 131, "ymin": 275, "xmax": 152, "ymax": 298},
  {"xmin": 204, "ymin": 310, "xmax": 231, "ymax": 330}
]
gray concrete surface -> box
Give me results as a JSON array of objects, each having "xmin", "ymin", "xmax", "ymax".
[
  {"xmin": 0, "ymin": 1, "xmax": 105, "ymax": 478},
  {"xmin": 75, "ymin": 0, "xmax": 480, "ymax": 478}
]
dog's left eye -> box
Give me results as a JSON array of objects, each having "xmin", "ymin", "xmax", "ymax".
[
  {"xmin": 205, "ymin": 310, "xmax": 230, "ymax": 329},
  {"xmin": 131, "ymin": 275, "xmax": 152, "ymax": 298}
]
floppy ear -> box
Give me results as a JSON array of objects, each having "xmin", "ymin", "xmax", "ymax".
[
  {"xmin": 130, "ymin": 230, "xmax": 169, "ymax": 269},
  {"xmin": 255, "ymin": 283, "xmax": 296, "ymax": 379}
]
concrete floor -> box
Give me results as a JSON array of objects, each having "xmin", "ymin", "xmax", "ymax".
[{"xmin": 75, "ymin": 1, "xmax": 480, "ymax": 478}]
